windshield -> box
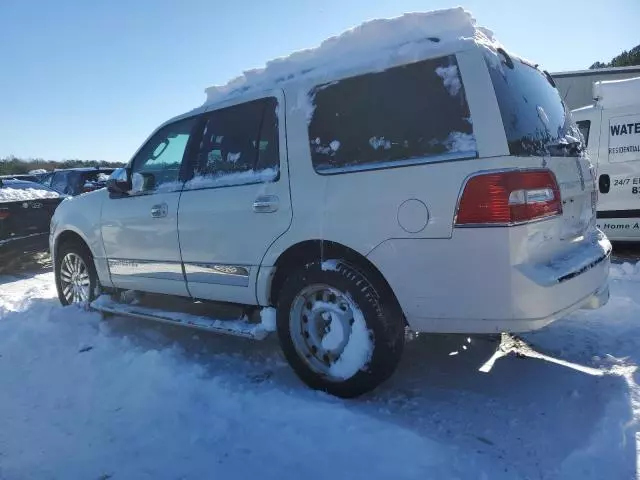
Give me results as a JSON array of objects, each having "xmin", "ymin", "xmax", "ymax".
[{"xmin": 486, "ymin": 50, "xmax": 583, "ymax": 157}]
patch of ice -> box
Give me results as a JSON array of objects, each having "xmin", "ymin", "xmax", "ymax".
[
  {"xmin": 0, "ymin": 187, "xmax": 60, "ymax": 202},
  {"xmin": 443, "ymin": 131, "xmax": 477, "ymax": 153},
  {"xmin": 259, "ymin": 307, "xmax": 277, "ymax": 333},
  {"xmin": 435, "ymin": 65, "xmax": 462, "ymax": 96},
  {"xmin": 329, "ymin": 298, "xmax": 373, "ymax": 380},
  {"xmin": 369, "ymin": 136, "xmax": 392, "ymax": 150},
  {"xmin": 329, "ymin": 140, "xmax": 341, "ymax": 152},
  {"xmin": 204, "ymin": 8, "xmax": 497, "ymax": 106}
]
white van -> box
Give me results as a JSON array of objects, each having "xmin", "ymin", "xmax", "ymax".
[
  {"xmin": 50, "ymin": 8, "xmax": 610, "ymax": 397},
  {"xmin": 572, "ymin": 76, "xmax": 640, "ymax": 241}
]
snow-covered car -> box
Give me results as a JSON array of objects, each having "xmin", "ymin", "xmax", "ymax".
[
  {"xmin": 0, "ymin": 179, "xmax": 65, "ymax": 264},
  {"xmin": 40, "ymin": 168, "xmax": 115, "ymax": 196},
  {"xmin": 49, "ymin": 8, "xmax": 611, "ymax": 397}
]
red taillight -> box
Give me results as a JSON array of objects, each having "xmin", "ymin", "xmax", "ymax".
[
  {"xmin": 0, "ymin": 209, "xmax": 9, "ymax": 220},
  {"xmin": 455, "ymin": 170, "xmax": 562, "ymax": 226}
]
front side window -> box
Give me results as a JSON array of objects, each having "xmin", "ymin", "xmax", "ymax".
[
  {"xmin": 131, "ymin": 117, "xmax": 197, "ymax": 193},
  {"xmin": 308, "ymin": 55, "xmax": 476, "ymax": 174},
  {"xmin": 576, "ymin": 120, "xmax": 591, "ymax": 147},
  {"xmin": 486, "ymin": 50, "xmax": 583, "ymax": 157},
  {"xmin": 186, "ymin": 97, "xmax": 279, "ymax": 189}
]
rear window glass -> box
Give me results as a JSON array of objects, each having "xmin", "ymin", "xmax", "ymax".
[
  {"xmin": 307, "ymin": 55, "xmax": 477, "ymax": 174},
  {"xmin": 485, "ymin": 51, "xmax": 583, "ymax": 157},
  {"xmin": 576, "ymin": 120, "xmax": 591, "ymax": 147}
]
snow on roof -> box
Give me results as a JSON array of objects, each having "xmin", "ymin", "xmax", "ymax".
[
  {"xmin": 204, "ymin": 7, "xmax": 497, "ymax": 106},
  {"xmin": 593, "ymin": 76, "xmax": 640, "ymax": 108}
]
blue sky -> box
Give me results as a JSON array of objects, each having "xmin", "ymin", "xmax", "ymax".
[{"xmin": 1, "ymin": 0, "xmax": 638, "ymax": 162}]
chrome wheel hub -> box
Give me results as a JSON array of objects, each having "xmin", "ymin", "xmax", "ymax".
[
  {"xmin": 290, "ymin": 284, "xmax": 356, "ymax": 379},
  {"xmin": 59, "ymin": 253, "xmax": 90, "ymax": 304}
]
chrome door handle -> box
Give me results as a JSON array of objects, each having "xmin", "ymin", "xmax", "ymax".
[
  {"xmin": 253, "ymin": 195, "xmax": 279, "ymax": 213},
  {"xmin": 151, "ymin": 203, "xmax": 168, "ymax": 218}
]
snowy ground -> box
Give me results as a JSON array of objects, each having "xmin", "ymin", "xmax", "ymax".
[{"xmin": 0, "ymin": 260, "xmax": 639, "ymax": 479}]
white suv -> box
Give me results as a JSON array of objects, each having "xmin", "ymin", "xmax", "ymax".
[{"xmin": 50, "ymin": 11, "xmax": 610, "ymax": 397}]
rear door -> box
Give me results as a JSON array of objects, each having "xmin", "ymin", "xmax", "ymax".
[{"xmin": 177, "ymin": 94, "xmax": 292, "ymax": 304}]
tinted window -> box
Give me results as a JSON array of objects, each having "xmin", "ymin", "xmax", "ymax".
[
  {"xmin": 486, "ymin": 52, "xmax": 583, "ymax": 157},
  {"xmin": 576, "ymin": 120, "xmax": 591, "ymax": 147},
  {"xmin": 307, "ymin": 56, "xmax": 476, "ymax": 173},
  {"xmin": 131, "ymin": 117, "xmax": 197, "ymax": 192},
  {"xmin": 187, "ymin": 97, "xmax": 279, "ymax": 187},
  {"xmin": 51, "ymin": 172, "xmax": 70, "ymax": 194}
]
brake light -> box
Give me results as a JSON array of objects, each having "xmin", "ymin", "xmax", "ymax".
[{"xmin": 455, "ymin": 170, "xmax": 562, "ymax": 226}]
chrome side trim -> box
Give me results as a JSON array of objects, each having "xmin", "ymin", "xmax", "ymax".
[
  {"xmin": 108, "ymin": 259, "xmax": 184, "ymax": 281},
  {"xmin": 184, "ymin": 263, "xmax": 250, "ymax": 287}
]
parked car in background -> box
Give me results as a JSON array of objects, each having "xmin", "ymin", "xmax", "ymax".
[
  {"xmin": 572, "ymin": 76, "xmax": 640, "ymax": 241},
  {"xmin": 0, "ymin": 179, "xmax": 65, "ymax": 265},
  {"xmin": 40, "ymin": 168, "xmax": 115, "ymax": 196}
]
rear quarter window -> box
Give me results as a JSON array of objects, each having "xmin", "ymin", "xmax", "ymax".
[{"xmin": 307, "ymin": 55, "xmax": 477, "ymax": 174}]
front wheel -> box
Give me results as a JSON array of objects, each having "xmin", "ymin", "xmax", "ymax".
[
  {"xmin": 277, "ymin": 260, "xmax": 405, "ymax": 398},
  {"xmin": 55, "ymin": 242, "xmax": 98, "ymax": 306}
]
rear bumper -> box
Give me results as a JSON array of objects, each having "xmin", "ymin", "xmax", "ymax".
[{"xmin": 366, "ymin": 230, "xmax": 611, "ymax": 334}]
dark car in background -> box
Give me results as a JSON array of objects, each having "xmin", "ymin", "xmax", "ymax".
[
  {"xmin": 40, "ymin": 167, "xmax": 115, "ymax": 196},
  {"xmin": 0, "ymin": 179, "xmax": 66, "ymax": 266}
]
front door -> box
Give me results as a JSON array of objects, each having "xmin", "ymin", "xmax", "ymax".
[
  {"xmin": 177, "ymin": 93, "xmax": 292, "ymax": 304},
  {"xmin": 101, "ymin": 116, "xmax": 198, "ymax": 296}
]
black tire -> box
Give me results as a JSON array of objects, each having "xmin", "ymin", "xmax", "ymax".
[
  {"xmin": 276, "ymin": 260, "xmax": 405, "ymax": 398},
  {"xmin": 55, "ymin": 241, "xmax": 99, "ymax": 306}
]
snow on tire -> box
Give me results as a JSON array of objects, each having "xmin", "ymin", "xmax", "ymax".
[{"xmin": 276, "ymin": 260, "xmax": 405, "ymax": 398}]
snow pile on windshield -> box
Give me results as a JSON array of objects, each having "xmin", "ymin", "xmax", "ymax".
[
  {"xmin": 204, "ymin": 7, "xmax": 497, "ymax": 105},
  {"xmin": 0, "ymin": 187, "xmax": 60, "ymax": 202}
]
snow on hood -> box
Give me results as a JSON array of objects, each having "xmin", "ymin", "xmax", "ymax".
[
  {"xmin": 0, "ymin": 187, "xmax": 60, "ymax": 202},
  {"xmin": 204, "ymin": 7, "xmax": 497, "ymax": 105}
]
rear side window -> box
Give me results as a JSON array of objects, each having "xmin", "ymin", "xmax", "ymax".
[
  {"xmin": 187, "ymin": 97, "xmax": 279, "ymax": 188},
  {"xmin": 308, "ymin": 55, "xmax": 476, "ymax": 174},
  {"xmin": 576, "ymin": 120, "xmax": 591, "ymax": 147}
]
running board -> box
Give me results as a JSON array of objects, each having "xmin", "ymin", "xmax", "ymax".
[{"xmin": 90, "ymin": 295, "xmax": 272, "ymax": 340}]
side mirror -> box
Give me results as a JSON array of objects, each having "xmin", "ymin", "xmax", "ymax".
[{"xmin": 107, "ymin": 168, "xmax": 132, "ymax": 195}]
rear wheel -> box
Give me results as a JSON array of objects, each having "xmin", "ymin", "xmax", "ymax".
[
  {"xmin": 276, "ymin": 260, "xmax": 404, "ymax": 398},
  {"xmin": 55, "ymin": 242, "xmax": 98, "ymax": 306}
]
